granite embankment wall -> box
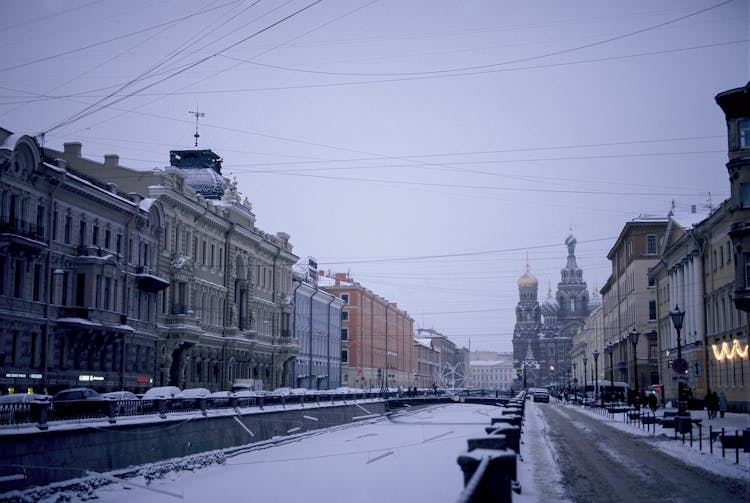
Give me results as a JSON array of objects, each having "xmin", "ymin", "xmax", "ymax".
[{"xmin": 0, "ymin": 401, "xmax": 388, "ymax": 490}]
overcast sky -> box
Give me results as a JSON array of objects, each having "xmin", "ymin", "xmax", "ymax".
[{"xmin": 1, "ymin": 0, "xmax": 748, "ymax": 353}]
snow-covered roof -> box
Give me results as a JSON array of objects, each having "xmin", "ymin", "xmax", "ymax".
[{"xmin": 469, "ymin": 360, "xmax": 509, "ymax": 367}]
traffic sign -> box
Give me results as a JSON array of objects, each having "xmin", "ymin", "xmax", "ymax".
[
  {"xmin": 672, "ymin": 373, "xmax": 689, "ymax": 383},
  {"xmin": 672, "ymin": 358, "xmax": 688, "ymax": 374}
]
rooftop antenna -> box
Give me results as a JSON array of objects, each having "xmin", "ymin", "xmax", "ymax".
[{"xmin": 188, "ymin": 107, "xmax": 205, "ymax": 147}]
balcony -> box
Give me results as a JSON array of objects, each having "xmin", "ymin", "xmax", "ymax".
[
  {"xmin": 0, "ymin": 219, "xmax": 46, "ymax": 253},
  {"xmin": 133, "ymin": 266, "xmax": 169, "ymax": 293}
]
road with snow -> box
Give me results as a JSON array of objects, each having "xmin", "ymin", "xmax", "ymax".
[{"xmin": 540, "ymin": 404, "xmax": 748, "ymax": 503}]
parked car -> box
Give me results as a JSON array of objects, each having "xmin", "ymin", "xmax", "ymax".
[
  {"xmin": 172, "ymin": 388, "xmax": 211, "ymax": 410},
  {"xmin": 101, "ymin": 391, "xmax": 141, "ymax": 416},
  {"xmin": 271, "ymin": 387, "xmax": 291, "ymax": 397},
  {"xmin": 142, "ymin": 386, "xmax": 181, "ymax": 399},
  {"xmin": 51, "ymin": 388, "xmax": 105, "ymax": 418},
  {"xmin": 0, "ymin": 393, "xmax": 51, "ymax": 404}
]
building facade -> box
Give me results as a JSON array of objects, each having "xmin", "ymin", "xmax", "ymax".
[
  {"xmin": 292, "ymin": 258, "xmax": 345, "ymax": 390},
  {"xmin": 414, "ymin": 338, "xmax": 439, "ymax": 388},
  {"xmin": 467, "ymin": 351, "xmax": 515, "ymax": 391},
  {"xmin": 1, "ymin": 129, "xmax": 166, "ymax": 395},
  {"xmin": 601, "ymin": 217, "xmax": 667, "ymax": 391},
  {"xmin": 43, "ymin": 141, "xmax": 299, "ymax": 392},
  {"xmin": 319, "ymin": 272, "xmax": 414, "ymax": 389}
]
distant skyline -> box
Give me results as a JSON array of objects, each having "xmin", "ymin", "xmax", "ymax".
[{"xmin": 1, "ymin": 0, "xmax": 748, "ymax": 352}]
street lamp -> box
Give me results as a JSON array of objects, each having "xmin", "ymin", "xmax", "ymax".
[
  {"xmin": 582, "ymin": 355, "xmax": 588, "ymax": 403},
  {"xmin": 669, "ymin": 304, "xmax": 687, "ymax": 417},
  {"xmin": 592, "ymin": 350, "xmax": 599, "ymax": 405},
  {"xmin": 606, "ymin": 343, "xmax": 614, "ymax": 403},
  {"xmin": 572, "ymin": 362, "xmax": 577, "ymax": 395},
  {"xmin": 549, "ymin": 365, "xmax": 555, "ymax": 388},
  {"xmin": 629, "ymin": 328, "xmax": 640, "ymax": 410}
]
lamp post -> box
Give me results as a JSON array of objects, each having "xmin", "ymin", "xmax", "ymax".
[
  {"xmin": 670, "ymin": 304, "xmax": 687, "ymax": 417},
  {"xmin": 593, "ymin": 350, "xmax": 599, "ymax": 405},
  {"xmin": 606, "ymin": 343, "xmax": 614, "ymax": 403},
  {"xmin": 572, "ymin": 362, "xmax": 577, "ymax": 395},
  {"xmin": 629, "ymin": 328, "xmax": 640, "ymax": 410},
  {"xmin": 583, "ymin": 355, "xmax": 588, "ymax": 403}
]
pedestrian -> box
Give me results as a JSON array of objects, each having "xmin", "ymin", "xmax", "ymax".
[
  {"xmin": 709, "ymin": 391, "xmax": 718, "ymax": 419},
  {"xmin": 718, "ymin": 391, "xmax": 728, "ymax": 418},
  {"xmin": 648, "ymin": 392, "xmax": 657, "ymax": 413},
  {"xmin": 704, "ymin": 390, "xmax": 713, "ymax": 418}
]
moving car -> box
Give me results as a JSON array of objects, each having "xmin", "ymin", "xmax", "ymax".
[{"xmin": 533, "ymin": 389, "xmax": 550, "ymax": 403}]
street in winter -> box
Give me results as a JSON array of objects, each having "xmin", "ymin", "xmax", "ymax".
[{"xmin": 1, "ymin": 2, "xmax": 749, "ymax": 502}]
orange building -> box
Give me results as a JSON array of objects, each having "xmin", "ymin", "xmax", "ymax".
[{"xmin": 319, "ymin": 272, "xmax": 415, "ymax": 389}]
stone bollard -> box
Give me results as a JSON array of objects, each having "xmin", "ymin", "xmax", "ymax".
[
  {"xmin": 30, "ymin": 401, "xmax": 50, "ymax": 430},
  {"xmin": 258, "ymin": 395, "xmax": 264, "ymax": 410},
  {"xmin": 229, "ymin": 396, "xmax": 239, "ymax": 409},
  {"xmin": 198, "ymin": 397, "xmax": 207, "ymax": 416},
  {"xmin": 467, "ymin": 434, "xmax": 508, "ymax": 452},
  {"xmin": 299, "ymin": 394, "xmax": 305, "ymax": 407},
  {"xmin": 492, "ymin": 414, "xmax": 522, "ymax": 428},
  {"xmin": 156, "ymin": 399, "xmax": 168, "ymax": 419},
  {"xmin": 486, "ymin": 424, "xmax": 521, "ymax": 453},
  {"xmin": 281, "ymin": 395, "xmax": 286, "ymax": 408},
  {"xmin": 105, "ymin": 400, "xmax": 117, "ymax": 424},
  {"xmin": 456, "ymin": 448, "xmax": 516, "ymax": 503}
]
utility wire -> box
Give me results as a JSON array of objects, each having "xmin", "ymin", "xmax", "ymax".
[
  {"xmin": 41, "ymin": 0, "xmax": 324, "ymax": 135},
  {"xmin": 0, "ymin": 0, "xmax": 242, "ymax": 73},
  {"xmin": 317, "ymin": 236, "xmax": 620, "ymax": 265}
]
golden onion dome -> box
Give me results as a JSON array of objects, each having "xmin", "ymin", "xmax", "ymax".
[{"xmin": 517, "ymin": 270, "xmax": 538, "ymax": 288}]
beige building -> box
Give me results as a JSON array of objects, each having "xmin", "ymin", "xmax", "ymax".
[
  {"xmin": 414, "ymin": 339, "xmax": 439, "ymax": 388},
  {"xmin": 47, "ymin": 143, "xmax": 298, "ymax": 391},
  {"xmin": 570, "ymin": 294, "xmax": 603, "ymax": 394},
  {"xmin": 468, "ymin": 356, "xmax": 515, "ymax": 391},
  {"xmin": 602, "ymin": 217, "xmax": 667, "ymax": 392}
]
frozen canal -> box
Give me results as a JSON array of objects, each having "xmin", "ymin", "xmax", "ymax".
[{"xmin": 65, "ymin": 402, "xmax": 528, "ymax": 503}]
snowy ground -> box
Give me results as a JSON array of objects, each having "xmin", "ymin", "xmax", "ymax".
[
  {"xmin": 4, "ymin": 399, "xmax": 746, "ymax": 502},
  {"xmin": 565, "ymin": 403, "xmax": 749, "ymax": 481}
]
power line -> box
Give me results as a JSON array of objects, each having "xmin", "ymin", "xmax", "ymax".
[
  {"xmin": 0, "ymin": 0, "xmax": 242, "ymax": 73},
  {"xmin": 317, "ymin": 236, "xmax": 620, "ymax": 265},
  {"xmin": 41, "ymin": 0, "xmax": 324, "ymax": 135},
  {"xmin": 237, "ymin": 34, "xmax": 743, "ymax": 77}
]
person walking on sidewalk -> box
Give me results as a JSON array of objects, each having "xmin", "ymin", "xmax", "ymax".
[{"xmin": 718, "ymin": 391, "xmax": 728, "ymax": 418}]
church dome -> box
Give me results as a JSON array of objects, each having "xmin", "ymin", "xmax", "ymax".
[{"xmin": 518, "ymin": 270, "xmax": 538, "ymax": 289}]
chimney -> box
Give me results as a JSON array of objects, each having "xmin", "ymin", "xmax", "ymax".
[
  {"xmin": 104, "ymin": 154, "xmax": 119, "ymax": 168},
  {"xmin": 63, "ymin": 142, "xmax": 82, "ymax": 157}
]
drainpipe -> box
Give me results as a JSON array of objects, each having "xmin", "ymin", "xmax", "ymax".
[{"xmin": 42, "ymin": 167, "xmax": 65, "ymax": 395}]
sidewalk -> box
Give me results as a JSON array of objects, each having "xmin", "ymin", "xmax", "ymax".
[{"xmin": 569, "ymin": 403, "xmax": 749, "ymax": 481}]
